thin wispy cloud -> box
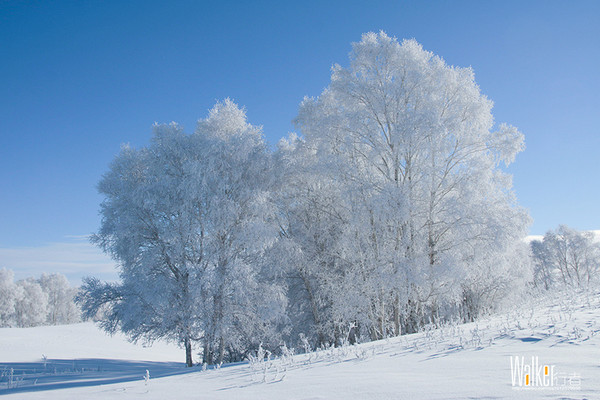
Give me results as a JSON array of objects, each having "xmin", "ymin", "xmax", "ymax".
[{"xmin": 0, "ymin": 236, "xmax": 118, "ymax": 285}]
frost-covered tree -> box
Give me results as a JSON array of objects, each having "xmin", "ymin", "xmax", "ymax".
[
  {"xmin": 0, "ymin": 268, "xmax": 19, "ymax": 327},
  {"xmin": 79, "ymin": 123, "xmax": 207, "ymax": 367},
  {"xmin": 531, "ymin": 225, "xmax": 600, "ymax": 288},
  {"xmin": 193, "ymin": 100, "xmax": 284, "ymax": 365},
  {"xmin": 273, "ymin": 133, "xmax": 353, "ymax": 346},
  {"xmin": 530, "ymin": 239, "xmax": 554, "ymax": 290},
  {"xmin": 79, "ymin": 99, "xmax": 283, "ymax": 366},
  {"xmin": 293, "ymin": 32, "xmax": 530, "ymax": 336},
  {"xmin": 39, "ymin": 273, "xmax": 80, "ymax": 325},
  {"xmin": 14, "ymin": 278, "xmax": 48, "ymax": 328}
]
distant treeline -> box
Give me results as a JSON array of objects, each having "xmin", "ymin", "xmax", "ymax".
[{"xmin": 0, "ymin": 269, "xmax": 80, "ymax": 327}]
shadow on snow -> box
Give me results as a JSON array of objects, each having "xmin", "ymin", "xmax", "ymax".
[{"xmin": 0, "ymin": 358, "xmax": 196, "ymax": 395}]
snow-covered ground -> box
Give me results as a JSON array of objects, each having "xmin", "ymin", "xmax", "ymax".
[{"xmin": 1, "ymin": 290, "xmax": 599, "ymax": 399}]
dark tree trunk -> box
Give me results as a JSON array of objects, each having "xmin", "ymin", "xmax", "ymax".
[
  {"xmin": 185, "ymin": 336, "xmax": 193, "ymax": 367},
  {"xmin": 393, "ymin": 296, "xmax": 401, "ymax": 337},
  {"xmin": 217, "ymin": 336, "xmax": 225, "ymax": 365},
  {"xmin": 203, "ymin": 339, "xmax": 212, "ymax": 365}
]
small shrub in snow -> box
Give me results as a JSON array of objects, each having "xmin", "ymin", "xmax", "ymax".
[{"xmin": 279, "ymin": 343, "xmax": 295, "ymax": 367}]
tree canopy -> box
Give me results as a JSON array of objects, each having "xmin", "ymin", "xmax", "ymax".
[{"xmin": 80, "ymin": 33, "xmax": 533, "ymax": 365}]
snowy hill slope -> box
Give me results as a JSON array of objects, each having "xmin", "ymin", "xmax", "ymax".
[{"xmin": 1, "ymin": 290, "xmax": 599, "ymax": 399}]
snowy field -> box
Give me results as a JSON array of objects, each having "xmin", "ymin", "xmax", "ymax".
[{"xmin": 1, "ymin": 290, "xmax": 599, "ymax": 399}]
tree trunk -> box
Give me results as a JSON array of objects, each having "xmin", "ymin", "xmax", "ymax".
[
  {"xmin": 185, "ymin": 336, "xmax": 193, "ymax": 367},
  {"xmin": 218, "ymin": 336, "xmax": 225, "ymax": 365},
  {"xmin": 203, "ymin": 338, "xmax": 212, "ymax": 365},
  {"xmin": 393, "ymin": 294, "xmax": 401, "ymax": 336},
  {"xmin": 380, "ymin": 295, "xmax": 386, "ymax": 339}
]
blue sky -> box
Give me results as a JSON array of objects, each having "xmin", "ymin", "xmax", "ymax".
[{"xmin": 1, "ymin": 1, "xmax": 599, "ymax": 282}]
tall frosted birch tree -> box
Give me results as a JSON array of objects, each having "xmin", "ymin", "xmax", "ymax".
[{"xmin": 294, "ymin": 32, "xmax": 530, "ymax": 336}]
